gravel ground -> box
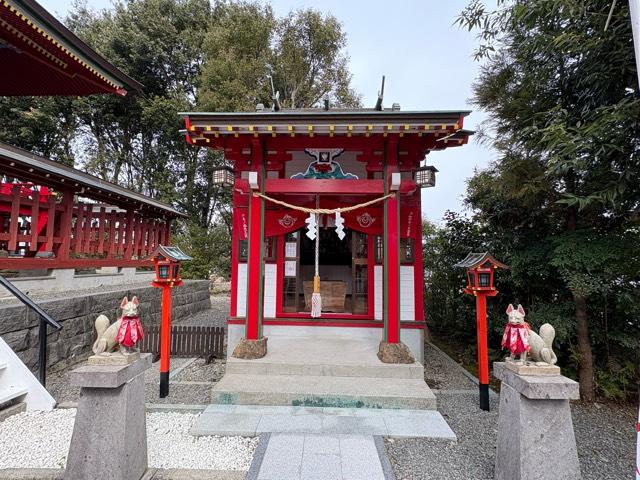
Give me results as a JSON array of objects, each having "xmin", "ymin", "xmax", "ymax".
[
  {"xmin": 387, "ymin": 345, "xmax": 636, "ymax": 480},
  {"xmin": 175, "ymin": 295, "xmax": 228, "ymax": 329},
  {"xmin": 0, "ymin": 409, "xmax": 258, "ymax": 471},
  {"xmin": 174, "ymin": 358, "xmax": 226, "ymax": 383},
  {"xmin": 423, "ymin": 342, "xmax": 477, "ymax": 391},
  {"xmin": 48, "ymin": 356, "xmax": 225, "ymax": 405}
]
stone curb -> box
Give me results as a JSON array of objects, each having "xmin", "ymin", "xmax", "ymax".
[
  {"xmin": 0, "ymin": 468, "xmax": 244, "ymax": 480},
  {"xmin": 426, "ymin": 341, "xmax": 498, "ymax": 396},
  {"xmin": 57, "ymin": 401, "xmax": 207, "ymax": 413},
  {"xmin": 169, "ymin": 357, "xmax": 198, "ymax": 379},
  {"xmin": 374, "ymin": 436, "xmax": 397, "ymax": 480},
  {"xmin": 244, "ymin": 433, "xmax": 271, "ymax": 480}
]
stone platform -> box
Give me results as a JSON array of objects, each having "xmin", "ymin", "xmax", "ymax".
[
  {"xmin": 191, "ymin": 404, "xmax": 455, "ymax": 439},
  {"xmin": 213, "ymin": 335, "xmax": 436, "ymax": 410}
]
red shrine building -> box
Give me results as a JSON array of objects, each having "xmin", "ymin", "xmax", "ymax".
[{"xmin": 182, "ymin": 106, "xmax": 471, "ymax": 363}]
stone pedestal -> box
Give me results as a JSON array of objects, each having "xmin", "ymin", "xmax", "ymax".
[
  {"xmin": 65, "ymin": 353, "xmax": 152, "ymax": 480},
  {"xmin": 494, "ymin": 362, "xmax": 581, "ymax": 480},
  {"xmin": 377, "ymin": 341, "xmax": 415, "ymax": 364},
  {"xmin": 232, "ymin": 337, "xmax": 268, "ymax": 359}
]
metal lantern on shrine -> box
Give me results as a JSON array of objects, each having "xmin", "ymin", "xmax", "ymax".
[
  {"xmin": 151, "ymin": 245, "xmax": 192, "ymax": 287},
  {"xmin": 454, "ymin": 252, "xmax": 508, "ymax": 412},
  {"xmin": 415, "ymin": 165, "xmax": 438, "ymax": 188},
  {"xmin": 212, "ymin": 165, "xmax": 235, "ymax": 187}
]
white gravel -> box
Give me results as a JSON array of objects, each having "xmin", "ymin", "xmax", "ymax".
[{"xmin": 0, "ymin": 409, "xmax": 258, "ymax": 471}]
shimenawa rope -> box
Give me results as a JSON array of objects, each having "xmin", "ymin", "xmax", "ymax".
[{"xmin": 252, "ymin": 191, "xmax": 395, "ymax": 214}]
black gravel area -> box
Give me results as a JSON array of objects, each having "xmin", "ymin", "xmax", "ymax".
[
  {"xmin": 174, "ymin": 295, "xmax": 228, "ymax": 329},
  {"xmin": 387, "ymin": 344, "xmax": 636, "ymax": 480},
  {"xmin": 423, "ymin": 342, "xmax": 478, "ymax": 391},
  {"xmin": 48, "ymin": 356, "xmax": 221, "ymax": 405},
  {"xmin": 144, "ymin": 381, "xmax": 212, "ymax": 405},
  {"xmin": 174, "ymin": 358, "xmax": 226, "ymax": 383},
  {"xmin": 572, "ymin": 402, "xmax": 636, "ymax": 480},
  {"xmin": 386, "ymin": 391, "xmax": 499, "ymax": 480}
]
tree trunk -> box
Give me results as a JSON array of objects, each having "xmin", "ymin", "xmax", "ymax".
[{"xmin": 573, "ymin": 292, "xmax": 595, "ymax": 402}]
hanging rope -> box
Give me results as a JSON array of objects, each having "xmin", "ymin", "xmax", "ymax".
[
  {"xmin": 311, "ymin": 197, "xmax": 321, "ymax": 317},
  {"xmin": 253, "ymin": 191, "xmax": 395, "ymax": 214}
]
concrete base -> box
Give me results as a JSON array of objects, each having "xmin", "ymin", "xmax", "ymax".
[
  {"xmin": 504, "ymin": 360, "xmax": 561, "ymax": 376},
  {"xmin": 215, "ymin": 335, "xmax": 436, "ymax": 410},
  {"xmin": 494, "ymin": 362, "xmax": 581, "ymax": 480},
  {"xmin": 65, "ymin": 354, "xmax": 152, "ymax": 480},
  {"xmin": 88, "ymin": 352, "xmax": 140, "ymax": 365},
  {"xmin": 226, "ymin": 323, "xmax": 425, "ymax": 364}
]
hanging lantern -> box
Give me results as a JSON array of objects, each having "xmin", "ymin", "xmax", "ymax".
[
  {"xmin": 212, "ymin": 165, "xmax": 235, "ymax": 187},
  {"xmin": 415, "ymin": 165, "xmax": 438, "ymax": 188}
]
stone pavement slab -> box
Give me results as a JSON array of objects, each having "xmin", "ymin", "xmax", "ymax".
[
  {"xmin": 191, "ymin": 404, "xmax": 456, "ymax": 440},
  {"xmin": 253, "ymin": 434, "xmax": 386, "ymax": 480}
]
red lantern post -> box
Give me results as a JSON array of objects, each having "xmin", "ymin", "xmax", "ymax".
[
  {"xmin": 151, "ymin": 245, "xmax": 192, "ymax": 398},
  {"xmin": 455, "ymin": 252, "xmax": 508, "ymax": 411}
]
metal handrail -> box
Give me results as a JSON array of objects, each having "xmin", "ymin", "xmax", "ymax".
[{"xmin": 0, "ymin": 274, "xmax": 62, "ymax": 387}]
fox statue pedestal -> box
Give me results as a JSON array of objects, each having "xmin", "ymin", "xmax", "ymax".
[
  {"xmin": 65, "ymin": 353, "xmax": 152, "ymax": 480},
  {"xmin": 494, "ymin": 362, "xmax": 581, "ymax": 480}
]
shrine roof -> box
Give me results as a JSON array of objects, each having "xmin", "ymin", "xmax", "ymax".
[
  {"xmin": 0, "ymin": 0, "xmax": 143, "ymax": 96},
  {"xmin": 454, "ymin": 252, "xmax": 509, "ymax": 270},
  {"xmin": 181, "ymin": 109, "xmax": 473, "ymax": 144},
  {"xmin": 0, "ymin": 141, "xmax": 186, "ymax": 218}
]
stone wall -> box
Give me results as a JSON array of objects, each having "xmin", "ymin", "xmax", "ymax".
[{"xmin": 0, "ymin": 280, "xmax": 211, "ymax": 372}]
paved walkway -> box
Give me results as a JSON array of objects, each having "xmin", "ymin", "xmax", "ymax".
[
  {"xmin": 193, "ymin": 405, "xmax": 456, "ymax": 480},
  {"xmin": 248, "ymin": 433, "xmax": 390, "ymax": 480}
]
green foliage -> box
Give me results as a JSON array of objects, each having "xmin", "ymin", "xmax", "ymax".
[
  {"xmin": 429, "ymin": 0, "xmax": 640, "ymax": 400},
  {"xmin": 173, "ymin": 221, "xmax": 231, "ymax": 279},
  {"xmin": 0, "ymin": 0, "xmax": 360, "ymax": 278}
]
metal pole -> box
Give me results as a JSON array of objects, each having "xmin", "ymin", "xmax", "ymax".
[
  {"xmin": 38, "ymin": 317, "xmax": 47, "ymax": 387},
  {"xmin": 475, "ymin": 293, "xmax": 490, "ymax": 411}
]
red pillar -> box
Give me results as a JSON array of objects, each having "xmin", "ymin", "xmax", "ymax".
[
  {"xmin": 475, "ymin": 292, "xmax": 490, "ymax": 411},
  {"xmin": 245, "ymin": 139, "xmax": 265, "ymax": 340},
  {"xmin": 159, "ymin": 285, "xmax": 172, "ymax": 398},
  {"xmin": 384, "ymin": 137, "xmax": 401, "ymax": 344}
]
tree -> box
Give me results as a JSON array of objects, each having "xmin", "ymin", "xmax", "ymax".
[
  {"xmin": 0, "ymin": 0, "xmax": 362, "ymax": 279},
  {"xmin": 458, "ymin": 0, "xmax": 640, "ymax": 401}
]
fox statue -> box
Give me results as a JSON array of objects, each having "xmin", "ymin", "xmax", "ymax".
[
  {"xmin": 92, "ymin": 296, "xmax": 144, "ymax": 355},
  {"xmin": 501, "ymin": 304, "xmax": 557, "ymax": 365}
]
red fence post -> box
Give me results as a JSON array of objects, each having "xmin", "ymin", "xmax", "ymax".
[
  {"xmin": 8, "ymin": 184, "xmax": 20, "ymax": 252},
  {"xmin": 57, "ymin": 189, "xmax": 74, "ymax": 260}
]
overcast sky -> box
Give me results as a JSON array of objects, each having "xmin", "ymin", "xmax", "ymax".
[{"xmin": 40, "ymin": 0, "xmax": 496, "ymax": 223}]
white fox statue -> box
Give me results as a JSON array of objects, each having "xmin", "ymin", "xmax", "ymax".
[
  {"xmin": 92, "ymin": 296, "xmax": 143, "ymax": 355},
  {"xmin": 501, "ymin": 304, "xmax": 557, "ymax": 365}
]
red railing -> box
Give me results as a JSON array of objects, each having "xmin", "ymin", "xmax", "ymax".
[{"xmin": 0, "ymin": 183, "xmax": 171, "ymax": 269}]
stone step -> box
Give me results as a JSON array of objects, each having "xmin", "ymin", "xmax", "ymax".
[
  {"xmin": 227, "ymin": 334, "xmax": 425, "ymax": 379},
  {"xmin": 191, "ymin": 404, "xmax": 456, "ymax": 439},
  {"xmin": 211, "ymin": 373, "xmax": 437, "ymax": 410},
  {"xmin": 226, "ymin": 358, "xmax": 424, "ymax": 379}
]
